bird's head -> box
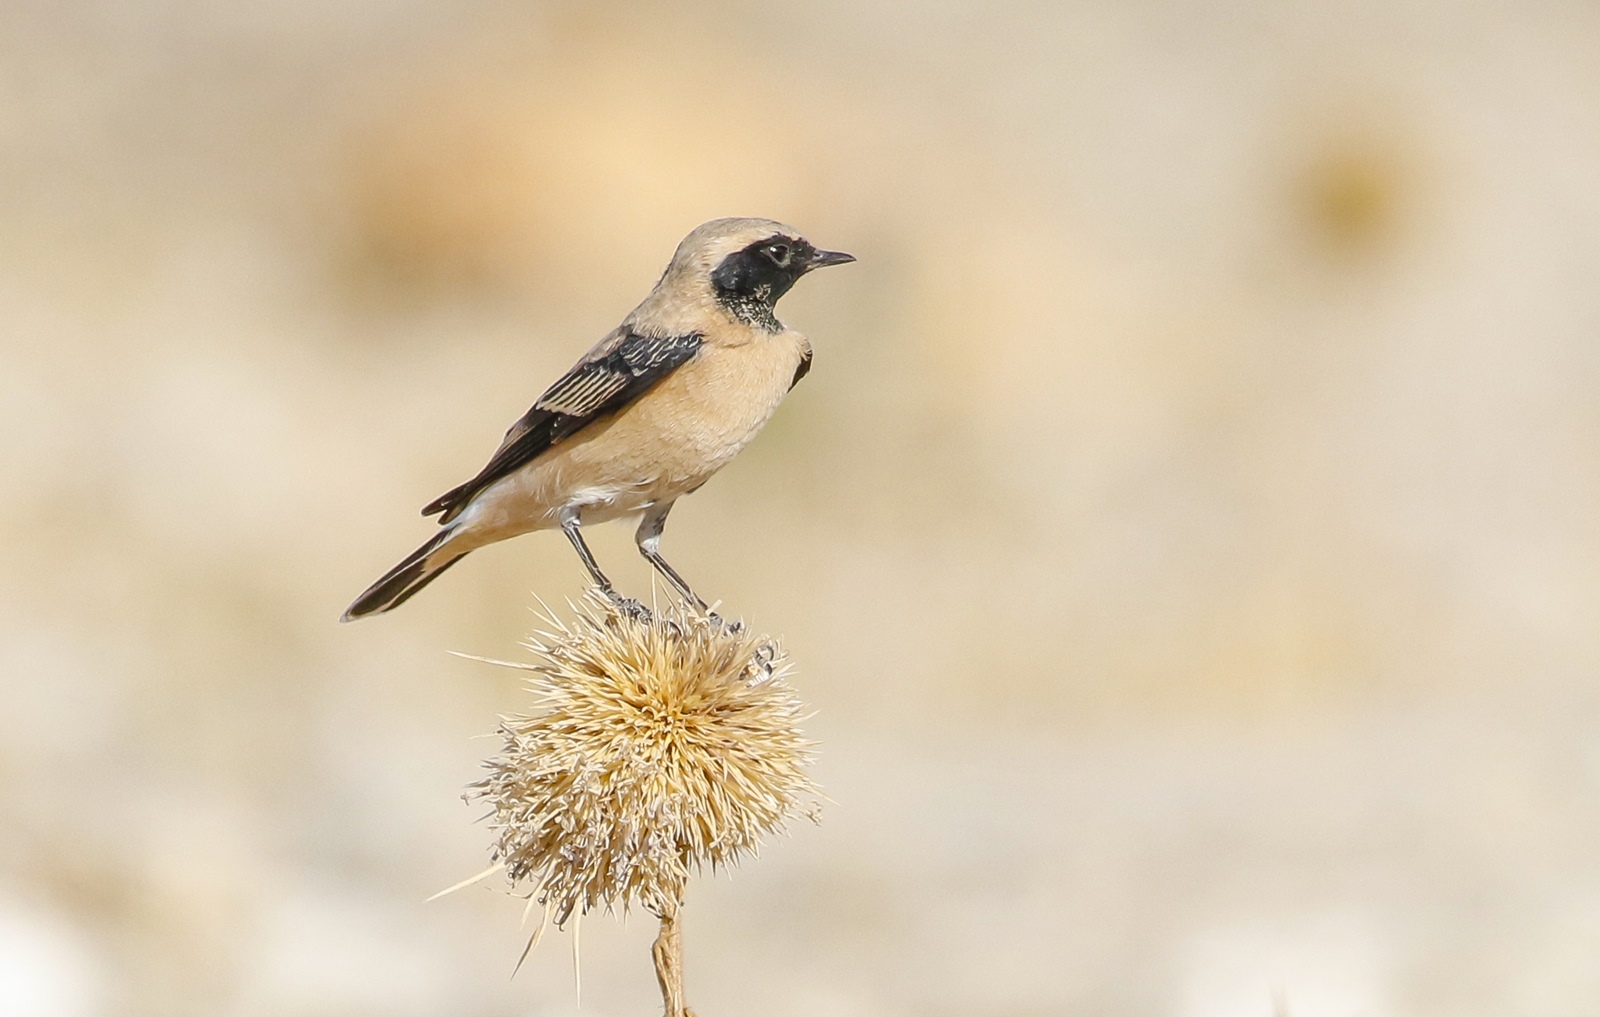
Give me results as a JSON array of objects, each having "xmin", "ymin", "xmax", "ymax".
[{"xmin": 659, "ymin": 217, "xmax": 854, "ymax": 330}]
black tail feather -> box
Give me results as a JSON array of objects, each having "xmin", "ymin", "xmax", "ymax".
[
  {"xmin": 421, "ymin": 483, "xmax": 468, "ymax": 520},
  {"xmin": 341, "ymin": 529, "xmax": 467, "ymax": 621}
]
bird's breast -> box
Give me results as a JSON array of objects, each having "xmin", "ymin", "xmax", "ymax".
[{"xmin": 627, "ymin": 332, "xmax": 807, "ymax": 471}]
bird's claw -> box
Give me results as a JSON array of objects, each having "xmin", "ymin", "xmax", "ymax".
[
  {"xmin": 743, "ymin": 641, "xmax": 778, "ymax": 684},
  {"xmin": 706, "ymin": 612, "xmax": 744, "ymax": 635},
  {"xmin": 607, "ymin": 594, "xmax": 652, "ymax": 623}
]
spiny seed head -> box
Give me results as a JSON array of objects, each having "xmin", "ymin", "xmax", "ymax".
[{"xmin": 469, "ymin": 593, "xmax": 819, "ymax": 924}]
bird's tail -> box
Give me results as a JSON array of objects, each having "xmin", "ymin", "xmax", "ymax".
[{"xmin": 341, "ymin": 527, "xmax": 469, "ymax": 621}]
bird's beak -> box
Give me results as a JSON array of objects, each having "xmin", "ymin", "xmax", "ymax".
[{"xmin": 806, "ymin": 249, "xmax": 856, "ymax": 270}]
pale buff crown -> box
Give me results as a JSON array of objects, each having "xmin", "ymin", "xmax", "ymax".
[{"xmin": 624, "ymin": 217, "xmax": 802, "ymax": 334}]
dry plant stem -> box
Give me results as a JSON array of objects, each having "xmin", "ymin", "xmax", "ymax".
[{"xmin": 652, "ymin": 892, "xmax": 694, "ymax": 1017}]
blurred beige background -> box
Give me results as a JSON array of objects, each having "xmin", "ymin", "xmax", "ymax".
[{"xmin": 4, "ymin": 0, "xmax": 1600, "ymax": 1014}]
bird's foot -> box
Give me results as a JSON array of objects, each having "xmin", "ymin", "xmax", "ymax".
[
  {"xmin": 706, "ymin": 611, "xmax": 744, "ymax": 635},
  {"xmin": 605, "ymin": 592, "xmax": 652, "ymax": 623},
  {"xmin": 742, "ymin": 642, "xmax": 778, "ymax": 684}
]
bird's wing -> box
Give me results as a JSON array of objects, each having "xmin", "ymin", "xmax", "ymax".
[
  {"xmin": 422, "ymin": 330, "xmax": 704, "ymax": 521},
  {"xmin": 789, "ymin": 344, "xmax": 813, "ymax": 390}
]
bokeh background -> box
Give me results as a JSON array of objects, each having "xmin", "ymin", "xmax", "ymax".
[{"xmin": 4, "ymin": 0, "xmax": 1600, "ymax": 1014}]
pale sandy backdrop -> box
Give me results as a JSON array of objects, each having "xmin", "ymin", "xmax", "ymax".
[{"xmin": 4, "ymin": 1, "xmax": 1600, "ymax": 1015}]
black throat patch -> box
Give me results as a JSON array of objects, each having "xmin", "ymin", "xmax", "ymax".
[
  {"xmin": 719, "ymin": 292, "xmax": 783, "ymax": 332},
  {"xmin": 711, "ymin": 235, "xmax": 813, "ymax": 333}
]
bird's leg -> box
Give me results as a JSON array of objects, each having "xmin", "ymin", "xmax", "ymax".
[
  {"xmin": 635, "ymin": 503, "xmax": 741, "ymax": 632},
  {"xmin": 634, "ymin": 502, "xmax": 703, "ymax": 609},
  {"xmin": 561, "ymin": 509, "xmax": 648, "ymax": 620}
]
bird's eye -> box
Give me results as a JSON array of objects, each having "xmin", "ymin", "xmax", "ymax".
[{"xmin": 765, "ymin": 243, "xmax": 792, "ymax": 266}]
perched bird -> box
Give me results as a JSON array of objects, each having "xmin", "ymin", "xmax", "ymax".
[{"xmin": 342, "ymin": 217, "xmax": 854, "ymax": 622}]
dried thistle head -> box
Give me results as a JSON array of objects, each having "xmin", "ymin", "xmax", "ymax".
[{"xmin": 469, "ymin": 593, "xmax": 819, "ymax": 925}]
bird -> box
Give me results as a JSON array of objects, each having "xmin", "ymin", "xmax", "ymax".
[{"xmin": 341, "ymin": 217, "xmax": 854, "ymax": 622}]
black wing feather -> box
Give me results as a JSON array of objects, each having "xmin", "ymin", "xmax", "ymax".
[
  {"xmin": 422, "ymin": 331, "xmax": 702, "ymax": 521},
  {"xmin": 789, "ymin": 347, "xmax": 812, "ymax": 390}
]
